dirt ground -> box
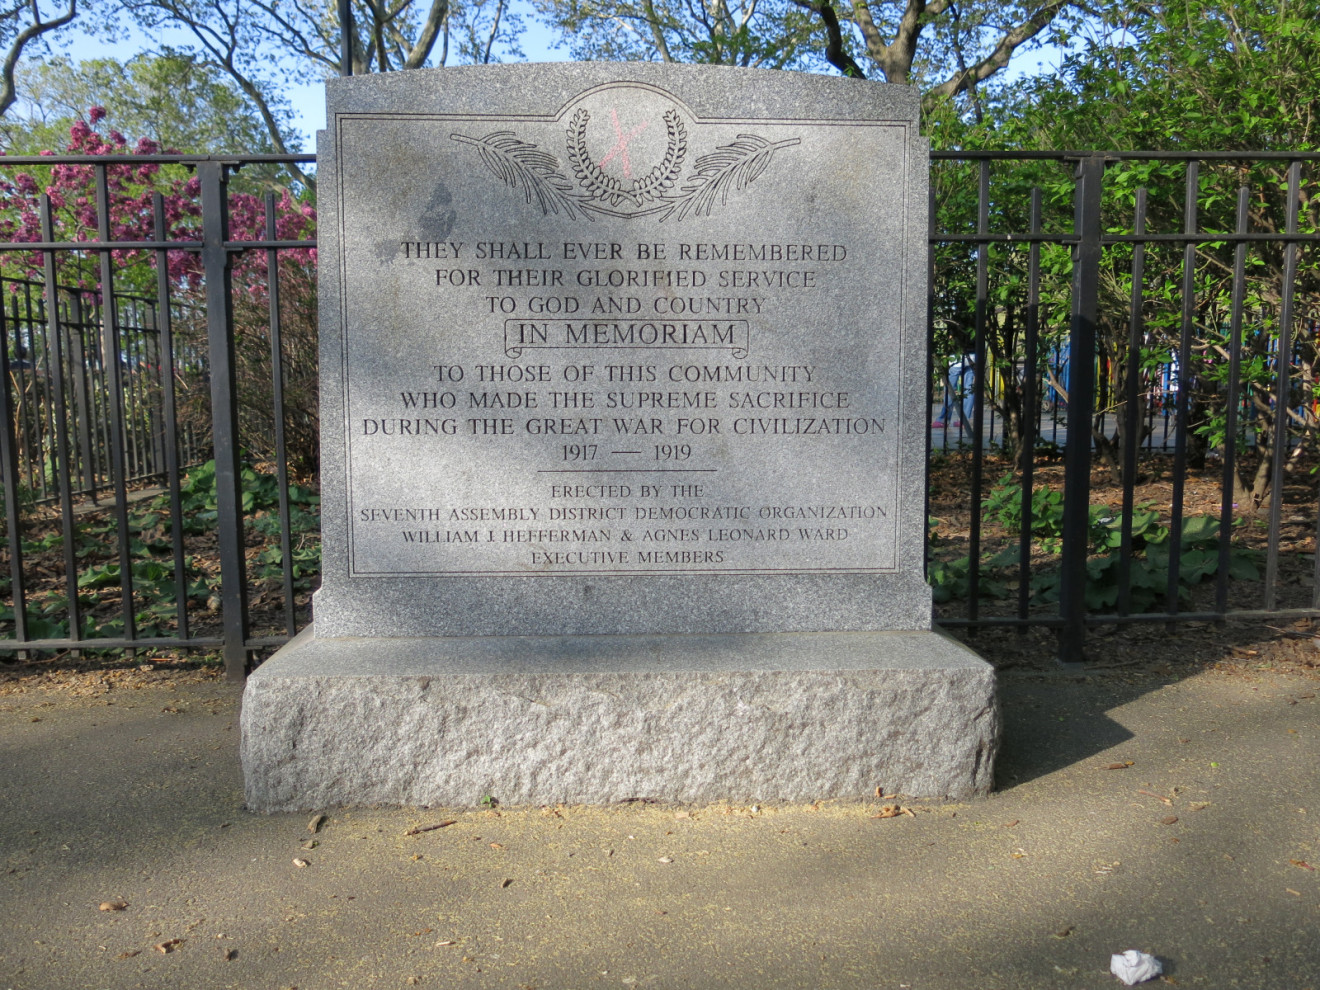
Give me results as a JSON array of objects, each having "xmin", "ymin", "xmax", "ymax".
[{"xmin": 2, "ymin": 649, "xmax": 1318, "ymax": 990}]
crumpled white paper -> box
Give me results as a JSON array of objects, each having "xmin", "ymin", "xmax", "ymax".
[{"xmin": 1110, "ymin": 949, "xmax": 1163, "ymax": 985}]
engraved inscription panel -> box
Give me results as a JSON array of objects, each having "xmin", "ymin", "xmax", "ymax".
[{"xmin": 336, "ymin": 82, "xmax": 912, "ymax": 577}]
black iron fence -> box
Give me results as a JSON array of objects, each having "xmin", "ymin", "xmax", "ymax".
[
  {"xmin": 0, "ymin": 155, "xmax": 317, "ymax": 675},
  {"xmin": 930, "ymin": 151, "xmax": 1320, "ymax": 661},
  {"xmin": 1, "ymin": 149, "xmax": 1317, "ymax": 675},
  {"xmin": 3, "ymin": 277, "xmax": 208, "ymax": 503}
]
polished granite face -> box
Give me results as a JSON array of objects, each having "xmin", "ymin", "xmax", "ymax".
[{"xmin": 315, "ymin": 62, "xmax": 930, "ymax": 636}]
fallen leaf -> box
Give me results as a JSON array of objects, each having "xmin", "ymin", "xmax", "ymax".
[
  {"xmin": 500, "ymin": 878, "xmax": 513, "ymax": 888},
  {"xmin": 489, "ymin": 842, "xmax": 504, "ymax": 850},
  {"xmin": 1003, "ymin": 819, "xmax": 1019, "ymax": 828},
  {"xmin": 404, "ymin": 821, "xmax": 456, "ymax": 836},
  {"xmin": 307, "ymin": 814, "xmax": 326, "ymax": 833},
  {"xmin": 871, "ymin": 803, "xmax": 908, "ymax": 819},
  {"xmin": 1105, "ymin": 761, "xmax": 1134, "ymax": 770},
  {"xmin": 154, "ymin": 939, "xmax": 182, "ymax": 954},
  {"xmin": 99, "ymin": 900, "xmax": 128, "ymax": 912},
  {"xmin": 292, "ymin": 858, "xmax": 310, "ymax": 868},
  {"xmin": 222, "ymin": 948, "xmax": 237, "ymax": 961},
  {"xmin": 115, "ymin": 950, "xmax": 140, "ymax": 960},
  {"xmin": 1290, "ymin": 859, "xmax": 1315, "ymax": 871},
  {"xmin": 1161, "ymin": 815, "xmax": 1179, "ymax": 825},
  {"xmin": 1138, "ymin": 789, "xmax": 1174, "ymax": 806}
]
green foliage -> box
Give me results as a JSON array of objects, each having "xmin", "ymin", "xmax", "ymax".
[
  {"xmin": 931, "ymin": 477, "xmax": 1262, "ymax": 613},
  {"xmin": 926, "ymin": 0, "xmax": 1320, "ymax": 502},
  {"xmin": 2, "ymin": 54, "xmax": 284, "ymax": 159},
  {"xmin": 928, "ymin": 553, "xmax": 1010, "ymax": 605},
  {"xmin": 2, "ymin": 459, "xmax": 321, "ymax": 645},
  {"xmin": 984, "ymin": 473, "xmax": 1066, "ymax": 546},
  {"xmin": 1016, "ymin": 0, "xmax": 1320, "ymax": 154}
]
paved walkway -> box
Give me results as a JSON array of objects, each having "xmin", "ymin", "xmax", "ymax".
[{"xmin": 1, "ymin": 662, "xmax": 1317, "ymax": 989}]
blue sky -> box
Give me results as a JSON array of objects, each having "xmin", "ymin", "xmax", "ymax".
[
  {"xmin": 48, "ymin": 0, "xmax": 567, "ymax": 146},
  {"xmin": 46, "ymin": 6, "xmax": 1070, "ymax": 149}
]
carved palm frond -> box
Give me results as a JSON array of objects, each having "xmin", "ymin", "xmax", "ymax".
[
  {"xmin": 660, "ymin": 135, "xmax": 801, "ymax": 222},
  {"xmin": 450, "ymin": 131, "xmax": 593, "ymax": 221}
]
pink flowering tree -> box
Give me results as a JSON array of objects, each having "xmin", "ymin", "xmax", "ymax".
[
  {"xmin": 0, "ymin": 108, "xmax": 320, "ymax": 478},
  {"xmin": 0, "ymin": 107, "xmax": 204, "ymax": 290}
]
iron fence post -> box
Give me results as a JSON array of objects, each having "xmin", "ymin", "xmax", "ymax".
[
  {"xmin": 0, "ymin": 303, "xmax": 27, "ymax": 646},
  {"xmin": 199, "ymin": 161, "xmax": 250, "ymax": 680},
  {"xmin": 68, "ymin": 294, "xmax": 97, "ymax": 500},
  {"xmin": 1057, "ymin": 152, "xmax": 1105, "ymax": 665},
  {"xmin": 925, "ymin": 182, "xmax": 935, "ymax": 583},
  {"xmin": 340, "ymin": 0, "xmax": 353, "ymax": 76}
]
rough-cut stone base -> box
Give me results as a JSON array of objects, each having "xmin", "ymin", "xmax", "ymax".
[{"xmin": 241, "ymin": 626, "xmax": 998, "ymax": 812}]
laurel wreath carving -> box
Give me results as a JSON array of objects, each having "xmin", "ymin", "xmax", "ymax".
[
  {"xmin": 450, "ymin": 116, "xmax": 798, "ymax": 222},
  {"xmin": 565, "ymin": 108, "xmax": 687, "ymax": 208}
]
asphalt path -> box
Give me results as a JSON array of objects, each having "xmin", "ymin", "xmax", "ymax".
[{"xmin": 1, "ymin": 662, "xmax": 1317, "ymax": 989}]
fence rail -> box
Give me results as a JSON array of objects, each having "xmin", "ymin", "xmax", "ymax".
[{"xmin": 1, "ymin": 149, "xmax": 1318, "ymax": 674}]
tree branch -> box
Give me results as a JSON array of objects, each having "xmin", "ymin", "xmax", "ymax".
[
  {"xmin": 402, "ymin": 0, "xmax": 450, "ymax": 67},
  {"xmin": 641, "ymin": 0, "xmax": 674, "ymax": 61},
  {"xmin": 0, "ymin": 0, "xmax": 78, "ymax": 116},
  {"xmin": 480, "ymin": 0, "xmax": 506, "ymax": 63},
  {"xmin": 790, "ymin": 0, "xmax": 864, "ymax": 78},
  {"xmin": 922, "ymin": 0, "xmax": 1069, "ymax": 109}
]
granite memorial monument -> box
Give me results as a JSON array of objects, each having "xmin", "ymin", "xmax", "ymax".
[{"xmin": 241, "ymin": 62, "xmax": 999, "ymax": 811}]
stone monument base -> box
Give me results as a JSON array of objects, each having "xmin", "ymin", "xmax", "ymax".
[{"xmin": 241, "ymin": 627, "xmax": 998, "ymax": 812}]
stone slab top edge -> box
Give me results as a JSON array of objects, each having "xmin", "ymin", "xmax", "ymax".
[
  {"xmin": 250, "ymin": 624, "xmax": 992, "ymax": 679},
  {"xmin": 323, "ymin": 62, "xmax": 922, "ymax": 121}
]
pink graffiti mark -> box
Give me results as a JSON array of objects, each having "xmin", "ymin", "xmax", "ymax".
[{"xmin": 597, "ymin": 108, "xmax": 650, "ymax": 179}]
